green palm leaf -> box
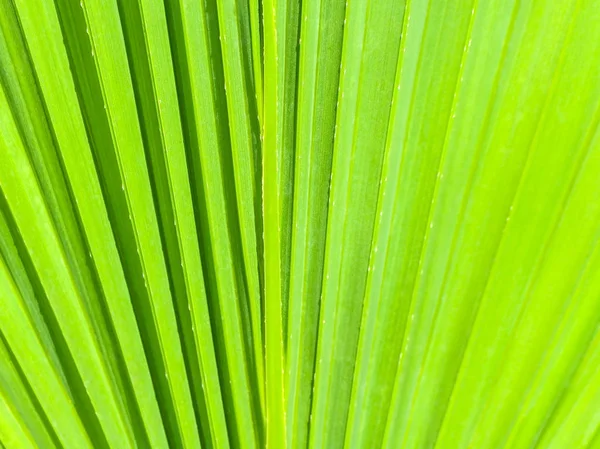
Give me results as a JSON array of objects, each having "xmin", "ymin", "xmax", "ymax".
[{"xmin": 1, "ymin": 0, "xmax": 599, "ymax": 448}]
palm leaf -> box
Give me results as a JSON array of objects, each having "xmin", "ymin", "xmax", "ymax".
[{"xmin": 1, "ymin": 0, "xmax": 600, "ymax": 448}]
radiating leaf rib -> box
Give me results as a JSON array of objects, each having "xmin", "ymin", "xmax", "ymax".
[
  {"xmin": 345, "ymin": 1, "xmax": 476, "ymax": 447},
  {"xmin": 8, "ymin": 0, "xmax": 192, "ymax": 446},
  {"xmin": 214, "ymin": 1, "xmax": 264, "ymax": 425},
  {"xmin": 413, "ymin": 0, "xmax": 528, "ymax": 444},
  {"xmin": 45, "ymin": 0, "xmax": 202, "ymax": 445},
  {"xmin": 463, "ymin": 31, "xmax": 600, "ymax": 448},
  {"xmin": 264, "ymin": 0, "xmax": 302, "ymax": 444},
  {"xmin": 2, "ymin": 5, "xmax": 157, "ymax": 444},
  {"xmin": 383, "ymin": 0, "xmax": 546, "ymax": 443},
  {"xmin": 42, "ymin": 0, "xmax": 196, "ymax": 444},
  {"xmin": 505, "ymin": 205, "xmax": 600, "ymax": 447},
  {"xmin": 249, "ymin": 0, "xmax": 263, "ymax": 126},
  {"xmin": 274, "ymin": 0, "xmax": 301, "ymax": 348},
  {"xmin": 0, "ymin": 388, "xmax": 37, "ymax": 449},
  {"xmin": 537, "ymin": 324, "xmax": 600, "ymax": 449},
  {"xmin": 308, "ymin": 0, "xmax": 405, "ymax": 447},
  {"xmin": 285, "ymin": 0, "xmax": 345, "ymax": 446},
  {"xmin": 524, "ymin": 269, "xmax": 600, "ymax": 445},
  {"xmin": 423, "ymin": 1, "xmax": 600, "ymax": 447},
  {"xmin": 1, "ymin": 4, "xmax": 172, "ymax": 447},
  {"xmin": 0, "ymin": 204, "xmax": 110, "ymax": 446},
  {"xmin": 0, "ymin": 255, "xmax": 90, "ymax": 449},
  {"xmin": 496, "ymin": 28, "xmax": 600, "ymax": 449},
  {"xmin": 263, "ymin": 0, "xmax": 286, "ymax": 446},
  {"xmin": 164, "ymin": 0, "xmax": 264, "ymax": 445},
  {"xmin": 0, "ymin": 335, "xmax": 58, "ymax": 449},
  {"xmin": 115, "ymin": 0, "xmax": 229, "ymax": 445},
  {"xmin": 0, "ymin": 81, "xmax": 125, "ymax": 447},
  {"xmin": 0, "ymin": 201, "xmax": 64, "ymax": 386},
  {"xmin": 0, "ymin": 0, "xmax": 95, "ymax": 308}
]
